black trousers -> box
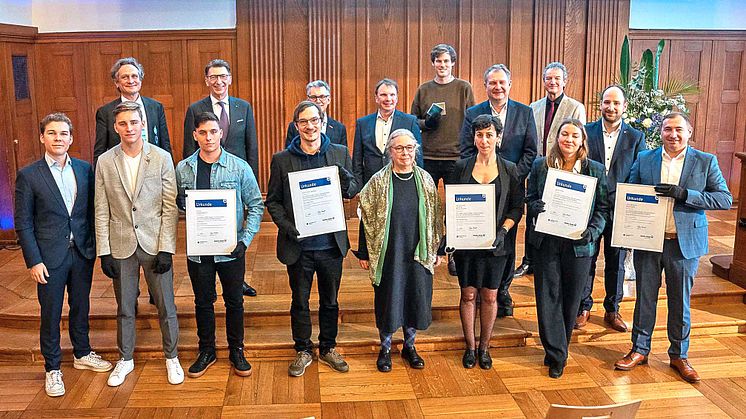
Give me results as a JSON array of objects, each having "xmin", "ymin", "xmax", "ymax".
[
  {"xmin": 520, "ymin": 220, "xmax": 534, "ymax": 266},
  {"xmin": 497, "ymin": 226, "xmax": 518, "ymax": 299},
  {"xmin": 287, "ymin": 248, "xmax": 343, "ymax": 354},
  {"xmin": 187, "ymin": 255, "xmax": 245, "ymax": 351},
  {"xmin": 578, "ymin": 218, "xmax": 625, "ymax": 313},
  {"xmin": 38, "ymin": 245, "xmax": 94, "ymax": 371},
  {"xmin": 534, "ymin": 236, "xmax": 592, "ymax": 367},
  {"xmin": 423, "ymin": 159, "xmax": 456, "ymax": 188}
]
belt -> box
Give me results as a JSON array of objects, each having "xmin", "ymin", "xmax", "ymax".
[{"xmin": 664, "ymin": 232, "xmax": 678, "ymax": 240}]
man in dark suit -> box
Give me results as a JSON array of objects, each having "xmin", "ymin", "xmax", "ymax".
[
  {"xmin": 284, "ymin": 80, "xmax": 347, "ymax": 148},
  {"xmin": 15, "ymin": 113, "xmax": 113, "ymax": 398},
  {"xmin": 575, "ymin": 85, "xmax": 645, "ymax": 332},
  {"xmin": 266, "ymin": 101, "xmax": 359, "ymax": 377},
  {"xmin": 93, "ymin": 57, "xmax": 171, "ymax": 162},
  {"xmin": 183, "ymin": 59, "xmax": 259, "ymax": 180},
  {"xmin": 183, "ymin": 59, "xmax": 259, "ymax": 297},
  {"xmin": 615, "ymin": 112, "xmax": 731, "ymax": 383},
  {"xmin": 352, "ymin": 78, "xmax": 422, "ymax": 185},
  {"xmin": 458, "ymin": 64, "xmax": 538, "ymax": 317}
]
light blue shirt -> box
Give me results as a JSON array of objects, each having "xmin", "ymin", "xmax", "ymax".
[
  {"xmin": 45, "ymin": 153, "xmax": 77, "ymax": 240},
  {"xmin": 175, "ymin": 147, "xmax": 264, "ymax": 263}
]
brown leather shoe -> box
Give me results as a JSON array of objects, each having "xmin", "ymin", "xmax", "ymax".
[
  {"xmin": 574, "ymin": 310, "xmax": 590, "ymax": 329},
  {"xmin": 670, "ymin": 358, "xmax": 701, "ymax": 383},
  {"xmin": 614, "ymin": 350, "xmax": 648, "ymax": 371},
  {"xmin": 604, "ymin": 311, "xmax": 628, "ymax": 332}
]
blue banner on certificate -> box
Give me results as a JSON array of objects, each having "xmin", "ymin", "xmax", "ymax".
[
  {"xmin": 445, "ymin": 184, "xmax": 496, "ymax": 249},
  {"xmin": 534, "ymin": 168, "xmax": 597, "ymax": 240},
  {"xmin": 288, "ymin": 166, "xmax": 347, "ymax": 239},
  {"xmin": 611, "ymin": 183, "xmax": 672, "ymax": 252},
  {"xmin": 185, "ymin": 189, "xmax": 237, "ymax": 256}
]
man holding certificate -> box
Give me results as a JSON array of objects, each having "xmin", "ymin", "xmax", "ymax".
[
  {"xmin": 614, "ymin": 113, "xmax": 731, "ymax": 383},
  {"xmin": 176, "ymin": 112, "xmax": 263, "ymax": 379},
  {"xmin": 526, "ymin": 118, "xmax": 609, "ymax": 378},
  {"xmin": 266, "ymin": 101, "xmax": 359, "ymax": 378}
]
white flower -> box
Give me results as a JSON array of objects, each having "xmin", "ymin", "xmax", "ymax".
[
  {"xmin": 642, "ymin": 118, "xmax": 653, "ymax": 128},
  {"xmin": 622, "ymin": 113, "xmax": 628, "ymax": 119},
  {"xmin": 624, "ymin": 118, "xmax": 632, "ymax": 124}
]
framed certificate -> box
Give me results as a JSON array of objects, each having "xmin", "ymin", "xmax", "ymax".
[
  {"xmin": 445, "ymin": 184, "xmax": 496, "ymax": 250},
  {"xmin": 288, "ymin": 166, "xmax": 347, "ymax": 238},
  {"xmin": 611, "ymin": 183, "xmax": 673, "ymax": 252},
  {"xmin": 535, "ymin": 168, "xmax": 598, "ymax": 240},
  {"xmin": 185, "ymin": 189, "xmax": 237, "ymax": 256}
]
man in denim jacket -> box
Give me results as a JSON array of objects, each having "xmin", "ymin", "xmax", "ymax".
[{"xmin": 176, "ymin": 112, "xmax": 264, "ymax": 378}]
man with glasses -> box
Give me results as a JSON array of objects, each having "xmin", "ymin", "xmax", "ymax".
[
  {"xmin": 94, "ymin": 57, "xmax": 171, "ymax": 163},
  {"xmin": 183, "ymin": 59, "xmax": 260, "ymax": 297},
  {"xmin": 284, "ymin": 80, "xmax": 347, "ymax": 148}
]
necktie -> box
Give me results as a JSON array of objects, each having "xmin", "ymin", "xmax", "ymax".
[
  {"xmin": 218, "ymin": 101, "xmax": 229, "ymax": 142},
  {"xmin": 543, "ymin": 99, "xmax": 556, "ymax": 154}
]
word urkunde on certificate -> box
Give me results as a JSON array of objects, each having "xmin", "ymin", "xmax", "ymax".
[
  {"xmin": 185, "ymin": 189, "xmax": 237, "ymax": 256},
  {"xmin": 611, "ymin": 183, "xmax": 672, "ymax": 252},
  {"xmin": 288, "ymin": 166, "xmax": 347, "ymax": 239},
  {"xmin": 535, "ymin": 168, "xmax": 597, "ymax": 240},
  {"xmin": 445, "ymin": 184, "xmax": 496, "ymax": 249}
]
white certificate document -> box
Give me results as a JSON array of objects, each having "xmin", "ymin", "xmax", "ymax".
[
  {"xmin": 288, "ymin": 166, "xmax": 347, "ymax": 239},
  {"xmin": 611, "ymin": 183, "xmax": 673, "ymax": 252},
  {"xmin": 445, "ymin": 184, "xmax": 496, "ymax": 249},
  {"xmin": 535, "ymin": 168, "xmax": 597, "ymax": 240},
  {"xmin": 185, "ymin": 189, "xmax": 237, "ymax": 256}
]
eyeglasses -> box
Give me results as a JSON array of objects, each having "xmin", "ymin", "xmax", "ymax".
[
  {"xmin": 391, "ymin": 145, "xmax": 416, "ymax": 153},
  {"xmin": 307, "ymin": 94, "xmax": 330, "ymax": 101},
  {"xmin": 207, "ymin": 74, "xmax": 231, "ymax": 82},
  {"xmin": 296, "ymin": 117, "xmax": 321, "ymax": 127}
]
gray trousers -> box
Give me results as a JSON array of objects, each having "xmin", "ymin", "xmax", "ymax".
[{"xmin": 113, "ymin": 246, "xmax": 179, "ymax": 360}]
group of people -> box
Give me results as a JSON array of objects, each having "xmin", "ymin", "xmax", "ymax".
[{"xmin": 14, "ymin": 43, "xmax": 732, "ymax": 398}]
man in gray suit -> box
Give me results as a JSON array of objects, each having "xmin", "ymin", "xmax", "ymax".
[
  {"xmin": 183, "ymin": 58, "xmax": 259, "ymax": 297},
  {"xmin": 95, "ymin": 101, "xmax": 182, "ymax": 387}
]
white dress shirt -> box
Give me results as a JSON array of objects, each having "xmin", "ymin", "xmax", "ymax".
[
  {"xmin": 211, "ymin": 95, "xmax": 229, "ymax": 121},
  {"xmin": 122, "ymin": 95, "xmax": 148, "ymax": 143},
  {"xmin": 602, "ymin": 123, "xmax": 621, "ymax": 174},
  {"xmin": 490, "ymin": 102, "xmax": 508, "ymax": 147},
  {"xmin": 375, "ymin": 111, "xmax": 393, "ymax": 153},
  {"xmin": 661, "ymin": 148, "xmax": 687, "ymax": 234}
]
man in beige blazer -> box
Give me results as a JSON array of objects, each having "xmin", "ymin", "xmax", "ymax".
[
  {"xmin": 516, "ymin": 62, "xmax": 587, "ymax": 278},
  {"xmin": 94, "ymin": 101, "xmax": 182, "ymax": 387}
]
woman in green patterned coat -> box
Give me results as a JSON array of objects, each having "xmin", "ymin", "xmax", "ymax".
[{"xmin": 355, "ymin": 128, "xmax": 444, "ymax": 373}]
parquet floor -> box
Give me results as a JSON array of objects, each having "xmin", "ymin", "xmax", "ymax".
[{"xmin": 0, "ymin": 209, "xmax": 743, "ymax": 418}]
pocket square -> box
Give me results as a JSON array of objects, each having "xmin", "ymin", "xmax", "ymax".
[{"xmin": 237, "ymin": 119, "xmax": 245, "ymax": 123}]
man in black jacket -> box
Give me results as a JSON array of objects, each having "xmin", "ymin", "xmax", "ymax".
[{"xmin": 284, "ymin": 80, "xmax": 347, "ymax": 148}]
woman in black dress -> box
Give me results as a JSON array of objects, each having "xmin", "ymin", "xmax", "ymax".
[
  {"xmin": 445, "ymin": 114, "xmax": 524, "ymax": 369},
  {"xmin": 355, "ymin": 129, "xmax": 444, "ymax": 372}
]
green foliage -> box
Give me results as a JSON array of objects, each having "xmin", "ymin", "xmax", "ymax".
[{"xmin": 620, "ymin": 36, "xmax": 631, "ymax": 87}]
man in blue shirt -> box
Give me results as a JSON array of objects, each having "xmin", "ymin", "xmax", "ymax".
[{"xmin": 176, "ymin": 112, "xmax": 264, "ymax": 378}]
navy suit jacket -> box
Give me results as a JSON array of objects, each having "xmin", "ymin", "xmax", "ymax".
[
  {"xmin": 14, "ymin": 158, "xmax": 96, "ymax": 269},
  {"xmin": 183, "ymin": 96, "xmax": 259, "ymax": 179},
  {"xmin": 284, "ymin": 116, "xmax": 348, "ymax": 149},
  {"xmin": 94, "ymin": 96, "xmax": 171, "ymax": 162},
  {"xmin": 352, "ymin": 110, "xmax": 423, "ymax": 185},
  {"xmin": 629, "ymin": 146, "xmax": 732, "ymax": 259},
  {"xmin": 586, "ymin": 119, "xmax": 645, "ymax": 203},
  {"xmin": 459, "ymin": 99, "xmax": 538, "ymax": 179}
]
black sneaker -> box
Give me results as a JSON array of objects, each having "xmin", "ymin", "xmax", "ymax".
[
  {"xmin": 229, "ymin": 348, "xmax": 252, "ymax": 377},
  {"xmin": 377, "ymin": 349, "xmax": 392, "ymax": 373},
  {"xmin": 187, "ymin": 351, "xmax": 216, "ymax": 378},
  {"xmin": 401, "ymin": 346, "xmax": 425, "ymax": 369}
]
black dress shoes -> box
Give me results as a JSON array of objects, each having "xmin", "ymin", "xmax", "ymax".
[
  {"xmin": 549, "ymin": 363, "xmax": 565, "ymax": 379},
  {"xmin": 401, "ymin": 346, "xmax": 425, "ymax": 369},
  {"xmin": 513, "ymin": 263, "xmax": 533, "ymax": 278},
  {"xmin": 242, "ymin": 282, "xmax": 257, "ymax": 297},
  {"xmin": 377, "ymin": 349, "xmax": 392, "ymax": 372},
  {"xmin": 229, "ymin": 348, "xmax": 252, "ymax": 377},
  {"xmin": 496, "ymin": 291, "xmax": 514, "ymax": 318},
  {"xmin": 462, "ymin": 349, "xmax": 476, "ymax": 369},
  {"xmin": 477, "ymin": 349, "xmax": 492, "ymax": 370},
  {"xmin": 188, "ymin": 351, "xmax": 217, "ymax": 378}
]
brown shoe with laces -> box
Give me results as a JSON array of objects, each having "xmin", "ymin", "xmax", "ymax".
[
  {"xmin": 575, "ymin": 310, "xmax": 590, "ymax": 329},
  {"xmin": 604, "ymin": 311, "xmax": 628, "ymax": 332},
  {"xmin": 614, "ymin": 350, "xmax": 648, "ymax": 371},
  {"xmin": 670, "ymin": 358, "xmax": 701, "ymax": 383}
]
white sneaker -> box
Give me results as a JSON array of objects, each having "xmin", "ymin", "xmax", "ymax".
[
  {"xmin": 74, "ymin": 351, "xmax": 113, "ymax": 372},
  {"xmin": 166, "ymin": 357, "xmax": 184, "ymax": 385},
  {"xmin": 107, "ymin": 359, "xmax": 134, "ymax": 387},
  {"xmin": 45, "ymin": 370, "xmax": 65, "ymax": 397}
]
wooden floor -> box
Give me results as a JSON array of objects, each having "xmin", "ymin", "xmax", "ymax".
[{"xmin": 0, "ymin": 209, "xmax": 744, "ymax": 418}]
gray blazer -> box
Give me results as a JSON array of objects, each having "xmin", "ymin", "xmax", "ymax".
[
  {"xmin": 94, "ymin": 142, "xmax": 178, "ymax": 258},
  {"xmin": 530, "ymin": 95, "xmax": 586, "ymax": 155}
]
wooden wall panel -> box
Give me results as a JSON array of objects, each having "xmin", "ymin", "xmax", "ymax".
[
  {"xmin": 469, "ymin": 0, "xmax": 511, "ymax": 104},
  {"xmin": 668, "ymin": 39, "xmax": 711, "ymax": 149}
]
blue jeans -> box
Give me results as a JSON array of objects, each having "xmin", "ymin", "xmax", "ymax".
[{"xmin": 632, "ymin": 239, "xmax": 698, "ymax": 358}]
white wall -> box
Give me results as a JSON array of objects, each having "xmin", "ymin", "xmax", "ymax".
[
  {"xmin": 630, "ymin": 0, "xmax": 746, "ymax": 30},
  {"xmin": 0, "ymin": 0, "xmax": 33, "ymax": 26},
  {"xmin": 19, "ymin": 0, "xmax": 235, "ymax": 32}
]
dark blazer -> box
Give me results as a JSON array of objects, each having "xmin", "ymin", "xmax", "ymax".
[
  {"xmin": 352, "ymin": 110, "xmax": 423, "ymax": 185},
  {"xmin": 458, "ymin": 99, "xmax": 538, "ymax": 179},
  {"xmin": 14, "ymin": 158, "xmax": 96, "ymax": 269},
  {"xmin": 94, "ymin": 96, "xmax": 171, "ymax": 161},
  {"xmin": 284, "ymin": 116, "xmax": 348, "ymax": 148},
  {"xmin": 445, "ymin": 155, "xmax": 525, "ymax": 256},
  {"xmin": 629, "ymin": 147, "xmax": 731, "ymax": 260},
  {"xmin": 526, "ymin": 157, "xmax": 610, "ymax": 257},
  {"xmin": 586, "ymin": 119, "xmax": 645, "ymax": 203},
  {"xmin": 265, "ymin": 140, "xmax": 360, "ymax": 266},
  {"xmin": 183, "ymin": 96, "xmax": 259, "ymax": 179}
]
